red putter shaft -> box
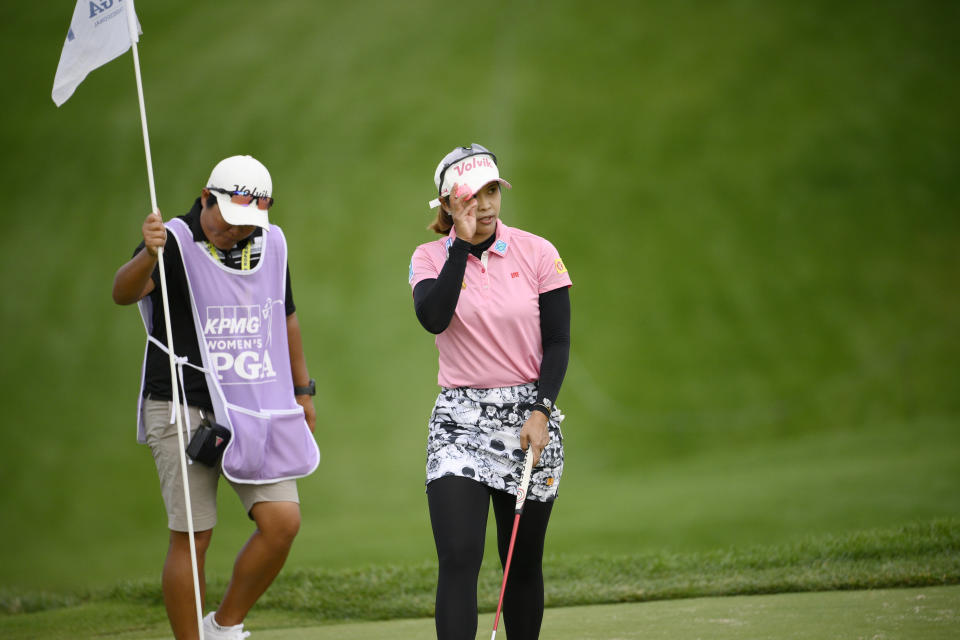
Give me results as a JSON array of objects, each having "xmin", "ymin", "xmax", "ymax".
[{"xmin": 491, "ymin": 447, "xmax": 535, "ymax": 640}]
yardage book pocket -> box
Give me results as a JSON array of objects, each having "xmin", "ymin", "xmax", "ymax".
[{"xmin": 222, "ymin": 404, "xmax": 318, "ymax": 483}]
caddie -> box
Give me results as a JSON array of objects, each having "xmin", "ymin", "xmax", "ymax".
[{"xmin": 112, "ymin": 154, "xmax": 319, "ymax": 640}]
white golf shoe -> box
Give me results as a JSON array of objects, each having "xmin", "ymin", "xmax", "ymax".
[{"xmin": 202, "ymin": 612, "xmax": 251, "ymax": 639}]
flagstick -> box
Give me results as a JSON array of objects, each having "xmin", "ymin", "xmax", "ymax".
[{"xmin": 125, "ymin": 4, "xmax": 205, "ymax": 639}]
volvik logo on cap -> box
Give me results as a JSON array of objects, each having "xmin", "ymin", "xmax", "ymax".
[
  {"xmin": 229, "ymin": 184, "xmax": 270, "ymax": 198},
  {"xmin": 207, "ymin": 155, "xmax": 273, "ymax": 229}
]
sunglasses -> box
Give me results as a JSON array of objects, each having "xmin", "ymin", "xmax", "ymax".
[{"xmin": 209, "ymin": 187, "xmax": 274, "ymax": 210}]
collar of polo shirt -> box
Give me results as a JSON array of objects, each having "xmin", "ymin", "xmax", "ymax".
[{"xmin": 445, "ymin": 220, "xmax": 511, "ymax": 257}]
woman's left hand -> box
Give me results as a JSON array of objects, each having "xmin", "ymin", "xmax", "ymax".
[{"xmin": 519, "ymin": 410, "xmax": 550, "ymax": 467}]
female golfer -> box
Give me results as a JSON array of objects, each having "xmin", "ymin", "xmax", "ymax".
[{"xmin": 409, "ymin": 143, "xmax": 572, "ymax": 640}]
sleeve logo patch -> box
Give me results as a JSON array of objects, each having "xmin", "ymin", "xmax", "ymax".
[{"xmin": 554, "ymin": 258, "xmax": 568, "ymax": 274}]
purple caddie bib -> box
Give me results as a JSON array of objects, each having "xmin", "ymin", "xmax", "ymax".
[{"xmin": 136, "ymin": 219, "xmax": 319, "ymax": 484}]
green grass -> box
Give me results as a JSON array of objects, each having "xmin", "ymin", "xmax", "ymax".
[
  {"xmin": 1, "ymin": 408, "xmax": 956, "ymax": 595},
  {"xmin": 0, "ymin": 0, "xmax": 957, "ymax": 630},
  {"xmin": 2, "ymin": 519, "xmax": 957, "ymax": 638},
  {"xmin": 4, "ymin": 587, "xmax": 960, "ymax": 640},
  {"xmin": 235, "ymin": 587, "xmax": 960, "ymax": 640},
  {"xmin": 3, "ymin": 587, "xmax": 960, "ymax": 640}
]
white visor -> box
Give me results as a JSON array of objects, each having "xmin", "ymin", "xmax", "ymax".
[{"xmin": 428, "ymin": 153, "xmax": 512, "ymax": 208}]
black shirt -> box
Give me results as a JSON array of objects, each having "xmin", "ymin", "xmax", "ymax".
[{"xmin": 136, "ymin": 198, "xmax": 295, "ymax": 409}]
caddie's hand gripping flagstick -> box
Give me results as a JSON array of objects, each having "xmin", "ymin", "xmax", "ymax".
[{"xmin": 491, "ymin": 447, "xmax": 536, "ymax": 640}]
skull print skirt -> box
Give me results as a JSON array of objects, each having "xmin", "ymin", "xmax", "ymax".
[{"xmin": 425, "ymin": 383, "xmax": 564, "ymax": 502}]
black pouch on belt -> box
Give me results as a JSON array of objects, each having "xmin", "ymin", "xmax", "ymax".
[{"xmin": 186, "ymin": 413, "xmax": 231, "ymax": 467}]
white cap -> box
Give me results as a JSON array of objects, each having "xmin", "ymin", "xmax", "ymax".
[
  {"xmin": 206, "ymin": 155, "xmax": 272, "ymax": 229},
  {"xmin": 428, "ymin": 143, "xmax": 512, "ymax": 208}
]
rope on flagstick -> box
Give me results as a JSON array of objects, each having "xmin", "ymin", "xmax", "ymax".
[{"xmin": 125, "ymin": 3, "xmax": 205, "ymax": 639}]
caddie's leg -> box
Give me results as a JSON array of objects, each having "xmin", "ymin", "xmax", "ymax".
[
  {"xmin": 164, "ymin": 529, "xmax": 213, "ymax": 640},
  {"xmin": 215, "ymin": 494, "xmax": 300, "ymax": 626},
  {"xmin": 143, "ymin": 397, "xmax": 220, "ymax": 639}
]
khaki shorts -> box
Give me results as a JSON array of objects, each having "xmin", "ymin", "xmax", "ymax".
[{"xmin": 142, "ymin": 397, "xmax": 299, "ymax": 532}]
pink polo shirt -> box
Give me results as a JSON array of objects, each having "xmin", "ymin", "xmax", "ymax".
[{"xmin": 409, "ymin": 220, "xmax": 573, "ymax": 389}]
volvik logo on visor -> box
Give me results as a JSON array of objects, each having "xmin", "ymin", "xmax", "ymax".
[
  {"xmin": 428, "ymin": 143, "xmax": 512, "ymax": 209},
  {"xmin": 450, "ymin": 156, "xmax": 495, "ymax": 177}
]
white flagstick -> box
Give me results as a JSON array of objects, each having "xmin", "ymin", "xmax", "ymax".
[
  {"xmin": 491, "ymin": 447, "xmax": 535, "ymax": 640},
  {"xmin": 124, "ymin": 4, "xmax": 205, "ymax": 639}
]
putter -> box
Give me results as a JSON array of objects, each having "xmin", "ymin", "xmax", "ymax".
[{"xmin": 491, "ymin": 446, "xmax": 535, "ymax": 640}]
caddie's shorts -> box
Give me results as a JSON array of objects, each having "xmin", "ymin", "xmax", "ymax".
[
  {"xmin": 142, "ymin": 397, "xmax": 299, "ymax": 532},
  {"xmin": 425, "ymin": 383, "xmax": 564, "ymax": 502}
]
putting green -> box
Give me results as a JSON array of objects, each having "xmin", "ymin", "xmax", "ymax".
[{"xmin": 177, "ymin": 585, "xmax": 958, "ymax": 640}]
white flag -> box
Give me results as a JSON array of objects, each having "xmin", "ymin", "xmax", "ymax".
[{"xmin": 52, "ymin": 0, "xmax": 142, "ymax": 106}]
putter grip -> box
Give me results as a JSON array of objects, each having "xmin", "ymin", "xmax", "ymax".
[{"xmin": 514, "ymin": 448, "xmax": 535, "ymax": 513}]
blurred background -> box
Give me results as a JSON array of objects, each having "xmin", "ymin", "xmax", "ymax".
[{"xmin": 1, "ymin": 0, "xmax": 958, "ymax": 594}]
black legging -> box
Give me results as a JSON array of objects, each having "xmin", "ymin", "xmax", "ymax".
[{"xmin": 427, "ymin": 475, "xmax": 554, "ymax": 640}]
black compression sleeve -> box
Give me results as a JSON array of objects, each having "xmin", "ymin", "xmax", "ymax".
[
  {"xmin": 535, "ymin": 286, "xmax": 571, "ymax": 414},
  {"xmin": 413, "ymin": 238, "xmax": 471, "ymax": 334}
]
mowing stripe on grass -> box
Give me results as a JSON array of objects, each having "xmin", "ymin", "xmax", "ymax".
[{"xmin": 146, "ymin": 585, "xmax": 960, "ymax": 640}]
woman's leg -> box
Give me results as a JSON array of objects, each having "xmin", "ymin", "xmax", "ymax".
[
  {"xmin": 427, "ymin": 476, "xmax": 492, "ymax": 640},
  {"xmin": 491, "ymin": 491, "xmax": 554, "ymax": 640}
]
